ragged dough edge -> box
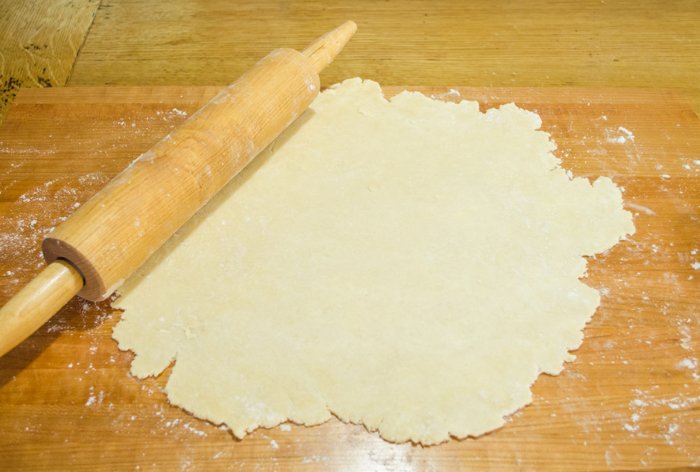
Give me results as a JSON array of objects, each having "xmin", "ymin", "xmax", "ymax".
[{"xmin": 112, "ymin": 78, "xmax": 636, "ymax": 446}]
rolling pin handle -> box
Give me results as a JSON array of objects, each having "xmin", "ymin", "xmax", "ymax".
[
  {"xmin": 0, "ymin": 260, "xmax": 84, "ymax": 357},
  {"xmin": 302, "ymin": 21, "xmax": 357, "ymax": 74}
]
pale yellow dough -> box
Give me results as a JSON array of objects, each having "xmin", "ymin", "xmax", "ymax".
[{"xmin": 112, "ymin": 79, "xmax": 634, "ymax": 445}]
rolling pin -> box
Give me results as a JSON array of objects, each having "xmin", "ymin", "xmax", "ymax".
[{"xmin": 0, "ymin": 21, "xmax": 357, "ymax": 357}]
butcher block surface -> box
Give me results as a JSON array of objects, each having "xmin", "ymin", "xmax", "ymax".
[{"xmin": 0, "ymin": 85, "xmax": 698, "ymax": 470}]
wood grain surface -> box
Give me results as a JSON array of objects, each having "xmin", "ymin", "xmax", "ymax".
[
  {"xmin": 0, "ymin": 0, "xmax": 100, "ymax": 122},
  {"xmin": 0, "ymin": 85, "xmax": 698, "ymax": 470},
  {"xmin": 67, "ymin": 0, "xmax": 700, "ymax": 114}
]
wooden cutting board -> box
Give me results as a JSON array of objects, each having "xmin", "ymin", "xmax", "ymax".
[{"xmin": 0, "ymin": 86, "xmax": 698, "ymax": 470}]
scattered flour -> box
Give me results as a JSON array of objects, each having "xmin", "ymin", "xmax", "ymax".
[
  {"xmin": 679, "ymin": 325, "xmax": 693, "ymax": 351},
  {"xmin": 623, "ymin": 423, "xmax": 639, "ymax": 433},
  {"xmin": 301, "ymin": 455, "xmax": 328, "ymax": 464},
  {"xmin": 663, "ymin": 423, "xmax": 680, "ymax": 445},
  {"xmin": 85, "ymin": 386, "xmax": 105, "ymax": 407},
  {"xmin": 618, "ymin": 126, "xmax": 635, "ymax": 142},
  {"xmin": 677, "ymin": 358, "xmax": 698, "ymax": 370},
  {"xmin": 606, "ymin": 126, "xmax": 635, "ymax": 144},
  {"xmin": 182, "ymin": 422, "xmax": 207, "ymax": 437},
  {"xmin": 625, "ymin": 202, "xmax": 655, "ymax": 216}
]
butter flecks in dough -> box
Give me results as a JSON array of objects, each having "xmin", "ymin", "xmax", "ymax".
[{"xmin": 112, "ymin": 78, "xmax": 634, "ymax": 445}]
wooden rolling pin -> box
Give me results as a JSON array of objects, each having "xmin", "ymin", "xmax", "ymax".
[{"xmin": 0, "ymin": 21, "xmax": 357, "ymax": 357}]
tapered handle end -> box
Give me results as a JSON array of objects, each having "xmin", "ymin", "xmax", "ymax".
[
  {"xmin": 0, "ymin": 260, "xmax": 83, "ymax": 357},
  {"xmin": 302, "ymin": 21, "xmax": 357, "ymax": 74}
]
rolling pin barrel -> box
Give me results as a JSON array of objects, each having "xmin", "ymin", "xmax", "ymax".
[
  {"xmin": 0, "ymin": 21, "xmax": 357, "ymax": 357},
  {"xmin": 43, "ymin": 47, "xmax": 320, "ymax": 301}
]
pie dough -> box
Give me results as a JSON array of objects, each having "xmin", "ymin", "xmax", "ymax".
[{"xmin": 112, "ymin": 79, "xmax": 634, "ymax": 445}]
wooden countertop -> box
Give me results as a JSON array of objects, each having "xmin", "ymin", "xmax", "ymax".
[
  {"xmin": 1, "ymin": 1, "xmax": 699, "ymax": 470},
  {"xmin": 0, "ymin": 84, "xmax": 699, "ymax": 470},
  {"xmin": 2, "ymin": 0, "xmax": 700, "ymax": 122}
]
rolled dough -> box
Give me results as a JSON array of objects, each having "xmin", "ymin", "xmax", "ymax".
[{"xmin": 112, "ymin": 79, "xmax": 634, "ymax": 445}]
